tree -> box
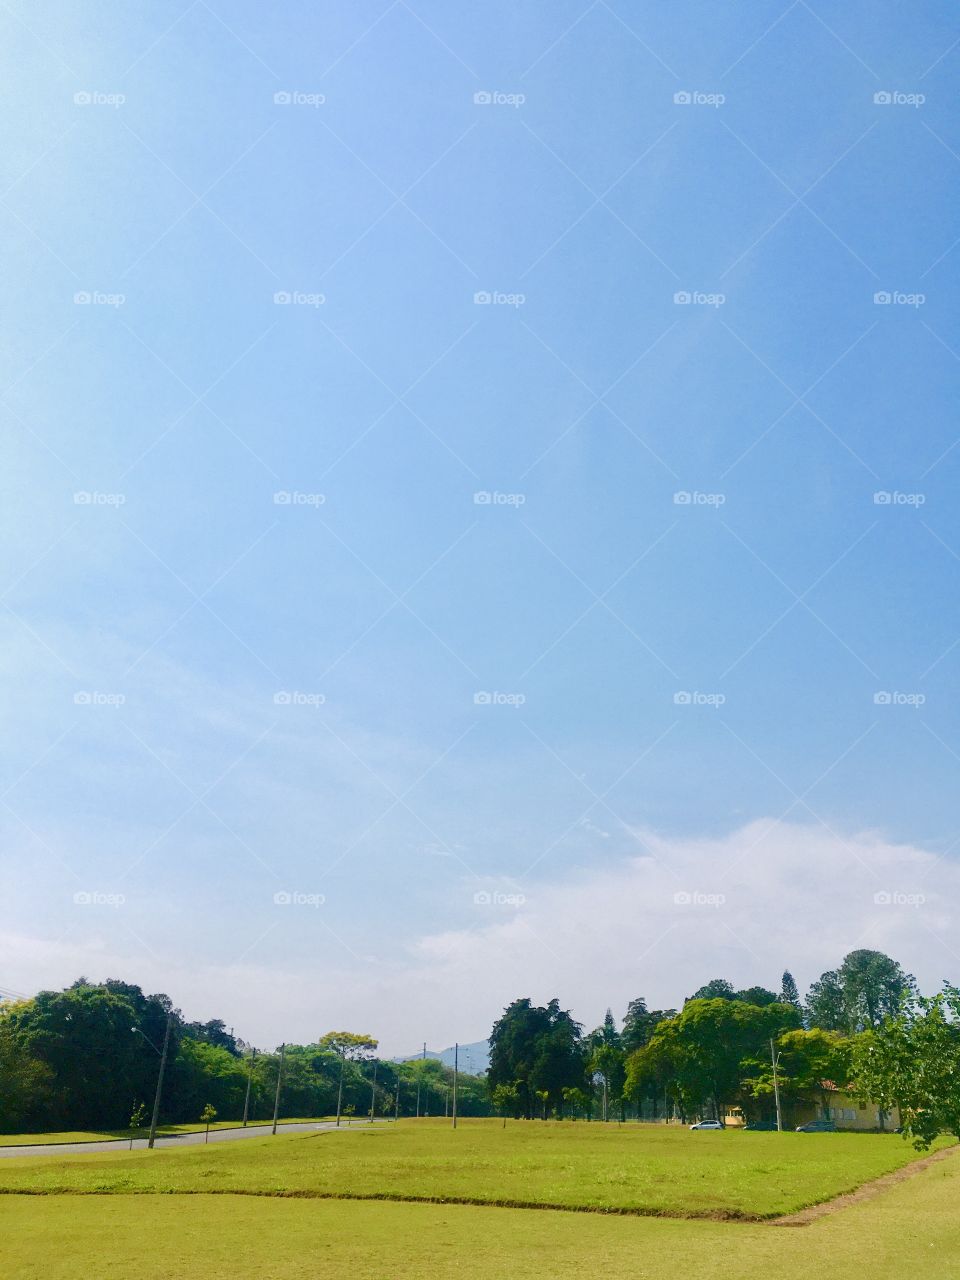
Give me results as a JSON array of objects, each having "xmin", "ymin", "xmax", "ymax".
[
  {"xmin": 688, "ymin": 979, "xmax": 736, "ymax": 1002},
  {"xmin": 128, "ymin": 1101, "xmax": 147, "ymax": 1149},
  {"xmin": 492, "ymin": 1082, "xmax": 519, "ymax": 1127},
  {"xmin": 626, "ymin": 998, "xmax": 802, "ymax": 1121},
  {"xmin": 851, "ymin": 984, "xmax": 960, "ymax": 1149},
  {"xmin": 621, "ymin": 998, "xmax": 676, "ymax": 1055},
  {"xmin": 0, "ymin": 1007, "xmax": 53, "ymax": 1132},
  {"xmin": 200, "ymin": 1103, "xmax": 217, "ymax": 1143},
  {"xmin": 319, "ymin": 1032, "xmax": 377, "ymax": 1127},
  {"xmin": 171, "ymin": 1038, "xmax": 246, "ymax": 1121},
  {"xmin": 742, "ymin": 1028, "xmax": 851, "ymax": 1124},
  {"xmin": 561, "ymin": 1085, "xmax": 591, "ymax": 1120},
  {"xmin": 779, "ymin": 971, "xmax": 801, "ymax": 1010},
  {"xmin": 488, "ymin": 998, "xmax": 587, "ymax": 1119},
  {"xmin": 587, "ymin": 1011, "xmax": 625, "ymax": 1121},
  {"xmin": 805, "ymin": 969, "xmax": 845, "ymax": 1031},
  {"xmin": 734, "ymin": 986, "xmax": 779, "ymax": 1007},
  {"xmin": 184, "ymin": 1019, "xmax": 240, "ymax": 1056},
  {"xmin": 1, "ymin": 980, "xmax": 179, "ymax": 1130},
  {"xmin": 807, "ymin": 951, "xmax": 914, "ymax": 1033}
]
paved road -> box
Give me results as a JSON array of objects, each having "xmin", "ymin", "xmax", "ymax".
[{"xmin": 0, "ymin": 1120, "xmax": 388, "ymax": 1158}]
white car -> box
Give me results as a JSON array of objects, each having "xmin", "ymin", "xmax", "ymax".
[{"xmin": 689, "ymin": 1120, "xmax": 724, "ymax": 1130}]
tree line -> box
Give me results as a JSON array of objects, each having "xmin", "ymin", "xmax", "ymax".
[
  {"xmin": 0, "ymin": 977, "xmax": 491, "ymax": 1134},
  {"xmin": 487, "ymin": 949, "xmax": 960, "ymax": 1147}
]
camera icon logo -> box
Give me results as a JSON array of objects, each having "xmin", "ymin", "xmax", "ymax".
[
  {"xmin": 273, "ymin": 691, "xmax": 292, "ymax": 705},
  {"xmin": 873, "ymin": 291, "xmax": 891, "ymax": 305},
  {"xmin": 874, "ymin": 890, "xmax": 892, "ymax": 905},
  {"xmin": 473, "ymin": 291, "xmax": 492, "ymax": 305},
  {"xmin": 673, "ymin": 91, "xmax": 692, "ymax": 105},
  {"xmin": 274, "ymin": 91, "xmax": 292, "ymax": 105},
  {"xmin": 673, "ymin": 890, "xmax": 692, "ymax": 905},
  {"xmin": 673, "ymin": 691, "xmax": 692, "ymax": 705},
  {"xmin": 273, "ymin": 890, "xmax": 292, "ymax": 905},
  {"xmin": 873, "ymin": 91, "xmax": 892, "ymax": 105},
  {"xmin": 673, "ymin": 291, "xmax": 691, "ymax": 304},
  {"xmin": 873, "ymin": 691, "xmax": 892, "ymax": 705},
  {"xmin": 273, "ymin": 291, "xmax": 291, "ymax": 304},
  {"xmin": 73, "ymin": 91, "xmax": 92, "ymax": 105},
  {"xmin": 474, "ymin": 691, "xmax": 492, "ymax": 705},
  {"xmin": 473, "ymin": 91, "xmax": 492, "ymax": 105},
  {"xmin": 673, "ymin": 491, "xmax": 692, "ymax": 505},
  {"xmin": 473, "ymin": 890, "xmax": 492, "ymax": 904}
]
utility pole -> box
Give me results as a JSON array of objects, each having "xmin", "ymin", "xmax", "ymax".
[
  {"xmin": 452, "ymin": 1042, "xmax": 458, "ymax": 1129},
  {"xmin": 147, "ymin": 1013, "xmax": 173, "ymax": 1150},
  {"xmin": 335, "ymin": 1054, "xmax": 345, "ymax": 1127},
  {"xmin": 271, "ymin": 1043, "xmax": 286, "ymax": 1135},
  {"xmin": 369, "ymin": 1060, "xmax": 378, "ymax": 1122},
  {"xmin": 770, "ymin": 1038, "xmax": 783, "ymax": 1133},
  {"xmin": 242, "ymin": 1047, "xmax": 257, "ymax": 1127},
  {"xmin": 415, "ymin": 1041, "xmax": 426, "ymax": 1118}
]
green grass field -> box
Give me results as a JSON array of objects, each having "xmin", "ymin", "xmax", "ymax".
[
  {"xmin": 2, "ymin": 1142, "xmax": 958, "ymax": 1280},
  {"xmin": 0, "ymin": 1118, "xmax": 950, "ymax": 1218}
]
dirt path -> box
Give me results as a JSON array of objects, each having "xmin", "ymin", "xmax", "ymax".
[{"xmin": 771, "ymin": 1143, "xmax": 960, "ymax": 1227}]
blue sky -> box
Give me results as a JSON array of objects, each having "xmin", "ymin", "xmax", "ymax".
[{"xmin": 2, "ymin": 1, "xmax": 959, "ymax": 1052}]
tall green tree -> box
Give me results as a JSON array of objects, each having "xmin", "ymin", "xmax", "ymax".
[
  {"xmin": 851, "ymin": 984, "xmax": 960, "ymax": 1148},
  {"xmin": 588, "ymin": 1010, "xmax": 625, "ymax": 1120},
  {"xmin": 626, "ymin": 998, "xmax": 802, "ymax": 1121},
  {"xmin": 742, "ymin": 1028, "xmax": 851, "ymax": 1123},
  {"xmin": 779, "ymin": 971, "xmax": 801, "ymax": 1010},
  {"xmin": 621, "ymin": 998, "xmax": 676, "ymax": 1054},
  {"xmin": 488, "ymin": 998, "xmax": 586, "ymax": 1118},
  {"xmin": 807, "ymin": 950, "xmax": 914, "ymax": 1033},
  {"xmin": 734, "ymin": 986, "xmax": 779, "ymax": 1007},
  {"xmin": 688, "ymin": 978, "xmax": 736, "ymax": 1001}
]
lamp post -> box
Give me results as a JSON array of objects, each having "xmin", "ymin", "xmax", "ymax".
[
  {"xmin": 368, "ymin": 1060, "xmax": 378, "ymax": 1122},
  {"xmin": 132, "ymin": 1012, "xmax": 173, "ymax": 1149},
  {"xmin": 452, "ymin": 1042, "xmax": 458, "ymax": 1130},
  {"xmin": 335, "ymin": 1054, "xmax": 345, "ymax": 1127},
  {"xmin": 271, "ymin": 1044, "xmax": 286, "ymax": 1135},
  {"xmin": 242, "ymin": 1047, "xmax": 257, "ymax": 1126},
  {"xmin": 770, "ymin": 1038, "xmax": 783, "ymax": 1133}
]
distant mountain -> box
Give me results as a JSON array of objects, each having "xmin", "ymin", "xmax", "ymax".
[{"xmin": 394, "ymin": 1039, "xmax": 489, "ymax": 1074}]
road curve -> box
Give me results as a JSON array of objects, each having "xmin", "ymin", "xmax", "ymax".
[{"xmin": 0, "ymin": 1120, "xmax": 389, "ymax": 1159}]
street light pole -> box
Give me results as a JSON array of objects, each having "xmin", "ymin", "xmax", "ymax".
[
  {"xmin": 452, "ymin": 1042, "xmax": 458, "ymax": 1129},
  {"xmin": 272, "ymin": 1043, "xmax": 286, "ymax": 1135},
  {"xmin": 770, "ymin": 1038, "xmax": 783, "ymax": 1133},
  {"xmin": 242, "ymin": 1047, "xmax": 256, "ymax": 1126},
  {"xmin": 147, "ymin": 1013, "xmax": 173, "ymax": 1150},
  {"xmin": 335, "ymin": 1054, "xmax": 345, "ymax": 1127}
]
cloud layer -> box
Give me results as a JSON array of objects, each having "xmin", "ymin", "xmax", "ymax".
[{"xmin": 3, "ymin": 820, "xmax": 956, "ymax": 1054}]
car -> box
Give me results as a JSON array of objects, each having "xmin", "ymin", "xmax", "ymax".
[
  {"xmin": 795, "ymin": 1120, "xmax": 836, "ymax": 1132},
  {"xmin": 743, "ymin": 1121, "xmax": 780, "ymax": 1131},
  {"xmin": 689, "ymin": 1120, "xmax": 725, "ymax": 1130}
]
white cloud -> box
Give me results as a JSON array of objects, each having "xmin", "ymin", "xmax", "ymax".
[{"xmin": 3, "ymin": 821, "xmax": 957, "ymax": 1055}]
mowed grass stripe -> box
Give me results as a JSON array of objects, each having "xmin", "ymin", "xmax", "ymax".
[
  {"xmin": 4, "ymin": 1152, "xmax": 960, "ymax": 1280},
  {"xmin": 0, "ymin": 1118, "xmax": 949, "ymax": 1219}
]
